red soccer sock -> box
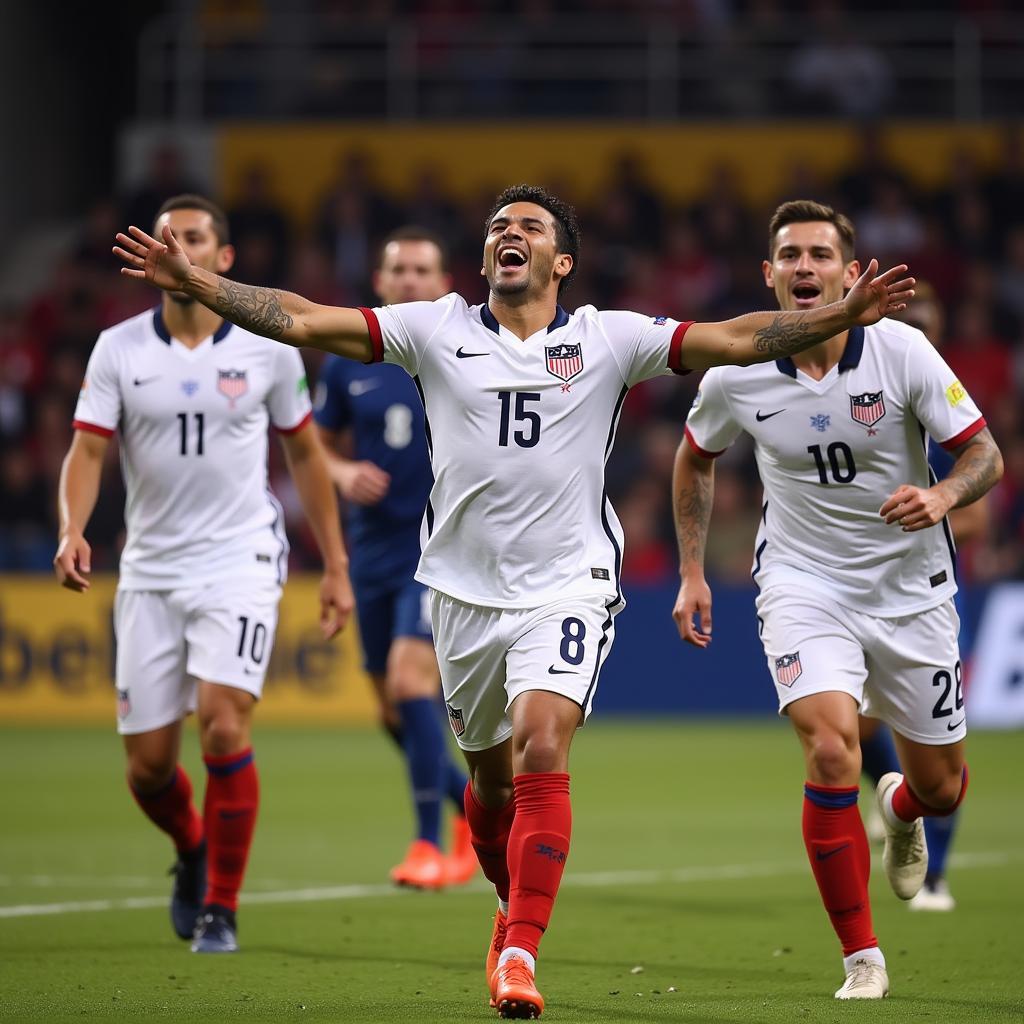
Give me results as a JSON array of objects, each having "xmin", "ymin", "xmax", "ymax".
[
  {"xmin": 802, "ymin": 783, "xmax": 877, "ymax": 957},
  {"xmin": 130, "ymin": 765, "xmax": 204, "ymax": 854},
  {"xmin": 504, "ymin": 772, "xmax": 572, "ymax": 960},
  {"xmin": 464, "ymin": 780, "xmax": 515, "ymax": 901},
  {"xmin": 203, "ymin": 748, "xmax": 259, "ymax": 912},
  {"xmin": 892, "ymin": 765, "xmax": 969, "ymax": 822}
]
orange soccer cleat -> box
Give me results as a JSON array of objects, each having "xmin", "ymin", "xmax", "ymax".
[
  {"xmin": 444, "ymin": 815, "xmax": 479, "ymax": 886},
  {"xmin": 486, "ymin": 908, "xmax": 509, "ymax": 1007},
  {"xmin": 389, "ymin": 839, "xmax": 446, "ymax": 890},
  {"xmin": 491, "ymin": 954, "xmax": 544, "ymax": 1019}
]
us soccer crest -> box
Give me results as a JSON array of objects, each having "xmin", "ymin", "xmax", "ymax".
[
  {"xmin": 775, "ymin": 652, "xmax": 802, "ymax": 687},
  {"xmin": 850, "ymin": 390, "xmax": 885, "ymax": 428},
  {"xmin": 545, "ymin": 343, "xmax": 583, "ymax": 383},
  {"xmin": 447, "ymin": 703, "xmax": 466, "ymax": 738},
  {"xmin": 217, "ymin": 369, "xmax": 248, "ymax": 409}
]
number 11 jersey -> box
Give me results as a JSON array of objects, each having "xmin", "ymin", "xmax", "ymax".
[{"xmin": 363, "ymin": 294, "xmax": 691, "ymax": 609}]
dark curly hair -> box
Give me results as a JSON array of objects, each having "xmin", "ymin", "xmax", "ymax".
[{"xmin": 485, "ymin": 184, "xmax": 581, "ymax": 294}]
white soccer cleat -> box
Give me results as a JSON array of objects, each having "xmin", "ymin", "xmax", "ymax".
[
  {"xmin": 835, "ymin": 958, "xmax": 890, "ymax": 999},
  {"xmin": 908, "ymin": 878, "xmax": 956, "ymax": 912},
  {"xmin": 876, "ymin": 772, "xmax": 928, "ymax": 900}
]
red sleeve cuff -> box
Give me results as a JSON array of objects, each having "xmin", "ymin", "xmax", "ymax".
[
  {"xmin": 940, "ymin": 416, "xmax": 986, "ymax": 451},
  {"xmin": 274, "ymin": 410, "xmax": 313, "ymax": 436},
  {"xmin": 668, "ymin": 321, "xmax": 695, "ymax": 376},
  {"xmin": 684, "ymin": 424, "xmax": 726, "ymax": 460},
  {"xmin": 357, "ymin": 307, "xmax": 384, "ymax": 363},
  {"xmin": 72, "ymin": 419, "xmax": 115, "ymax": 438}
]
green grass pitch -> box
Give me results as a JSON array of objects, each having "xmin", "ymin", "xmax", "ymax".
[{"xmin": 1, "ymin": 721, "xmax": 1021, "ymax": 1023}]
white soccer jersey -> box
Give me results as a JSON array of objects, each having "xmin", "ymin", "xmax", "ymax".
[
  {"xmin": 73, "ymin": 307, "xmax": 312, "ymax": 589},
  {"xmin": 362, "ymin": 293, "xmax": 692, "ymax": 608},
  {"xmin": 684, "ymin": 319, "xmax": 986, "ymax": 616}
]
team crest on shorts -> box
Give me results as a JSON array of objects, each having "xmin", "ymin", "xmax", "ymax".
[
  {"xmin": 447, "ymin": 703, "xmax": 466, "ymax": 737},
  {"xmin": 217, "ymin": 369, "xmax": 248, "ymax": 408},
  {"xmin": 850, "ymin": 390, "xmax": 886, "ymax": 428},
  {"xmin": 545, "ymin": 343, "xmax": 583, "ymax": 383},
  {"xmin": 117, "ymin": 689, "xmax": 131, "ymax": 718},
  {"xmin": 775, "ymin": 652, "xmax": 803, "ymax": 687}
]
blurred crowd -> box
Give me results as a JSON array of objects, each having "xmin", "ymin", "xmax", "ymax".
[{"xmin": 2, "ymin": 132, "xmax": 1022, "ymax": 587}]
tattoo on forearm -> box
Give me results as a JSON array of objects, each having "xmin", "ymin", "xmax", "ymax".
[
  {"xmin": 753, "ymin": 315, "xmax": 829, "ymax": 359},
  {"xmin": 214, "ymin": 280, "xmax": 294, "ymax": 339},
  {"xmin": 675, "ymin": 470, "xmax": 713, "ymax": 568},
  {"xmin": 946, "ymin": 432, "xmax": 1002, "ymax": 508}
]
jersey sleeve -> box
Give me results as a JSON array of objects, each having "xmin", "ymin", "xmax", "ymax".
[
  {"xmin": 312, "ymin": 356, "xmax": 352, "ymax": 432},
  {"xmin": 682, "ymin": 368, "xmax": 742, "ymax": 458},
  {"xmin": 597, "ymin": 310, "xmax": 695, "ymax": 387},
  {"xmin": 364, "ymin": 295, "xmax": 456, "ymax": 375},
  {"xmin": 905, "ymin": 331, "xmax": 986, "ymax": 450},
  {"xmin": 267, "ymin": 343, "xmax": 314, "ymax": 434},
  {"xmin": 72, "ymin": 332, "xmax": 121, "ymax": 437}
]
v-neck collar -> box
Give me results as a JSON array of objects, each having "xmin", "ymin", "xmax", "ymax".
[
  {"xmin": 776, "ymin": 324, "xmax": 865, "ymax": 382},
  {"xmin": 153, "ymin": 307, "xmax": 232, "ymax": 348},
  {"xmin": 480, "ymin": 303, "xmax": 570, "ymax": 341}
]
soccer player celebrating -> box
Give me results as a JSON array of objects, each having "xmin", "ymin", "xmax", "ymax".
[
  {"xmin": 114, "ymin": 184, "xmax": 912, "ymax": 1017},
  {"xmin": 674, "ymin": 201, "xmax": 1002, "ymax": 999},
  {"xmin": 57, "ymin": 195, "xmax": 353, "ymax": 954},
  {"xmin": 314, "ymin": 227, "xmax": 476, "ymax": 889}
]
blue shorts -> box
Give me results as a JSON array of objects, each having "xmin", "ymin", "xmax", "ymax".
[{"xmin": 355, "ymin": 577, "xmax": 433, "ymax": 674}]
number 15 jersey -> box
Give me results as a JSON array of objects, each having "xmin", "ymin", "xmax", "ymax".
[
  {"xmin": 684, "ymin": 319, "xmax": 986, "ymax": 616},
  {"xmin": 363, "ymin": 294, "xmax": 691, "ymax": 609}
]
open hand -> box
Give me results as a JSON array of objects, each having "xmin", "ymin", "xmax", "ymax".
[
  {"xmin": 843, "ymin": 259, "xmax": 915, "ymax": 326},
  {"xmin": 113, "ymin": 224, "xmax": 193, "ymax": 292}
]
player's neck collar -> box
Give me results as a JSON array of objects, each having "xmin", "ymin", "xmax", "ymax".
[
  {"xmin": 775, "ymin": 324, "xmax": 865, "ymax": 378},
  {"xmin": 153, "ymin": 307, "xmax": 233, "ymax": 346},
  {"xmin": 480, "ymin": 303, "xmax": 570, "ymax": 336}
]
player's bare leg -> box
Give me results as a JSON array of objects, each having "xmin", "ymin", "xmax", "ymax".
[
  {"xmin": 789, "ymin": 692, "xmax": 888, "ymax": 999},
  {"xmin": 190, "ymin": 683, "xmax": 257, "ymax": 953},
  {"xmin": 123, "ymin": 720, "xmax": 207, "ymax": 940},
  {"xmin": 876, "ymin": 733, "xmax": 966, "ymax": 903}
]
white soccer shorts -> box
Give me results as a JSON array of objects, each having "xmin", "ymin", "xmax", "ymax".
[
  {"xmin": 755, "ymin": 584, "xmax": 966, "ymax": 745},
  {"xmin": 429, "ymin": 589, "xmax": 623, "ymax": 751},
  {"xmin": 113, "ymin": 581, "xmax": 282, "ymax": 735}
]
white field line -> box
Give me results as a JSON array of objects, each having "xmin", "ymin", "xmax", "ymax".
[{"xmin": 0, "ymin": 849, "xmax": 1016, "ymax": 922}]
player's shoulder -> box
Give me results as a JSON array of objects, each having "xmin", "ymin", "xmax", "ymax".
[
  {"xmin": 863, "ymin": 317, "xmax": 931, "ymax": 356},
  {"xmin": 392, "ymin": 291, "xmax": 466, "ymax": 319},
  {"xmin": 94, "ymin": 307, "xmax": 159, "ymax": 350}
]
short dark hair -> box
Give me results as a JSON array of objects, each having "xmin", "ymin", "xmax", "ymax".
[
  {"xmin": 154, "ymin": 194, "xmax": 230, "ymax": 246},
  {"xmin": 379, "ymin": 225, "xmax": 449, "ymax": 271},
  {"xmin": 768, "ymin": 200, "xmax": 855, "ymax": 263},
  {"xmin": 485, "ymin": 184, "xmax": 581, "ymax": 293}
]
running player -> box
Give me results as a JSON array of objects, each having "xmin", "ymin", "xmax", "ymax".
[
  {"xmin": 57, "ymin": 194, "xmax": 353, "ymax": 954},
  {"xmin": 674, "ymin": 201, "xmax": 1002, "ymax": 999},
  {"xmin": 314, "ymin": 227, "xmax": 476, "ymax": 889},
  {"xmin": 114, "ymin": 184, "xmax": 912, "ymax": 1017},
  {"xmin": 859, "ymin": 280, "xmax": 989, "ymax": 911}
]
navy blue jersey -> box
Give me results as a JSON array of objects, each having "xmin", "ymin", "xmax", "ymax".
[{"xmin": 314, "ymin": 356, "xmax": 432, "ymax": 588}]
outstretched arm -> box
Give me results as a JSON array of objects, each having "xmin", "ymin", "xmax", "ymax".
[
  {"xmin": 681, "ymin": 260, "xmax": 915, "ymax": 370},
  {"xmin": 114, "ymin": 225, "xmax": 374, "ymax": 361},
  {"xmin": 671, "ymin": 435, "xmax": 716, "ymax": 648}
]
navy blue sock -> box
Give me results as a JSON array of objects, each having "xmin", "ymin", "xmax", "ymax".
[
  {"xmin": 397, "ymin": 698, "xmax": 445, "ymax": 846},
  {"xmin": 860, "ymin": 725, "xmax": 900, "ymax": 786},
  {"xmin": 924, "ymin": 809, "xmax": 959, "ymax": 882}
]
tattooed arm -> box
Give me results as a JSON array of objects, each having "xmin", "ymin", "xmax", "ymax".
[
  {"xmin": 879, "ymin": 428, "xmax": 1003, "ymax": 532},
  {"xmin": 671, "ymin": 436, "xmax": 717, "ymax": 648},
  {"xmin": 678, "ymin": 258, "xmax": 915, "ymax": 371},
  {"xmin": 113, "ymin": 225, "xmax": 373, "ymax": 360}
]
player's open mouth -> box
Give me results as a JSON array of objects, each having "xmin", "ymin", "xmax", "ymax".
[
  {"xmin": 497, "ymin": 246, "xmax": 528, "ymax": 270},
  {"xmin": 791, "ymin": 282, "xmax": 821, "ymax": 307}
]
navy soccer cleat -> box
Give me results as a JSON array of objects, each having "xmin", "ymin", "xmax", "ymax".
[
  {"xmin": 169, "ymin": 840, "xmax": 206, "ymax": 940},
  {"xmin": 191, "ymin": 905, "xmax": 239, "ymax": 953}
]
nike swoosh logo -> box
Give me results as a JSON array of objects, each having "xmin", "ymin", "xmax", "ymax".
[
  {"xmin": 219, "ymin": 809, "xmax": 250, "ymax": 820},
  {"xmin": 815, "ymin": 843, "xmax": 850, "ymax": 861},
  {"xmin": 133, "ymin": 376, "xmax": 160, "ymax": 387},
  {"xmin": 243, "ymin": 667, "xmax": 261, "ymax": 676},
  {"xmin": 547, "ymin": 666, "xmax": 576, "ymax": 675},
  {"xmin": 456, "ymin": 347, "xmax": 490, "ymax": 358},
  {"xmin": 755, "ymin": 409, "xmax": 785, "ymax": 421},
  {"xmin": 348, "ymin": 380, "xmax": 380, "ymax": 396},
  {"xmin": 947, "ymin": 718, "xmax": 965, "ymax": 731}
]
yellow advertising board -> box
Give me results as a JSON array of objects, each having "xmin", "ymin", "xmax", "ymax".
[{"xmin": 0, "ymin": 575, "xmax": 377, "ymax": 725}]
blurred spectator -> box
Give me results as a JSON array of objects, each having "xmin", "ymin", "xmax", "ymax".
[
  {"xmin": 0, "ymin": 447, "xmax": 52, "ymax": 570},
  {"xmin": 943, "ymin": 299, "xmax": 1012, "ymax": 413},
  {"xmin": 121, "ymin": 145, "xmax": 201, "ymax": 235},
  {"xmin": 855, "ymin": 178, "xmax": 925, "ymax": 268},
  {"xmin": 228, "ymin": 163, "xmax": 292, "ymax": 287}
]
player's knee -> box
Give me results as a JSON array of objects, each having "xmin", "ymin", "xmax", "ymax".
[
  {"xmin": 916, "ymin": 770, "xmax": 965, "ymax": 811},
  {"xmin": 807, "ymin": 732, "xmax": 858, "ymax": 786},
  {"xmin": 387, "ymin": 671, "xmax": 434, "ymax": 703},
  {"xmin": 199, "ymin": 713, "xmax": 248, "ymax": 756},
  {"xmin": 126, "ymin": 753, "xmax": 176, "ymax": 793},
  {"xmin": 513, "ymin": 731, "xmax": 567, "ymax": 775}
]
